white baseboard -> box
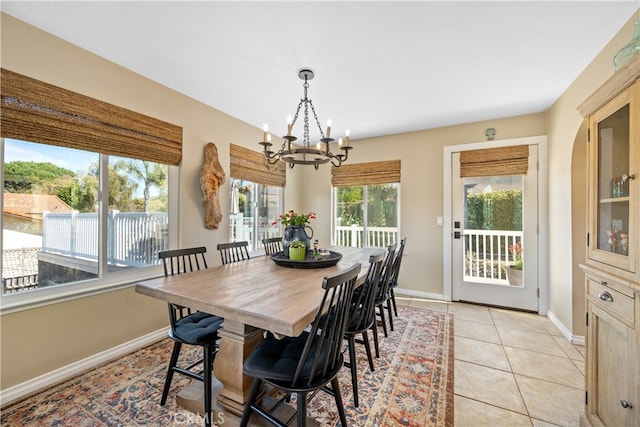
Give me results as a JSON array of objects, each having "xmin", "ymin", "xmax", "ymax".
[
  {"xmin": 0, "ymin": 327, "xmax": 168, "ymax": 407},
  {"xmin": 394, "ymin": 287, "xmax": 445, "ymax": 301},
  {"xmin": 547, "ymin": 310, "xmax": 585, "ymax": 345}
]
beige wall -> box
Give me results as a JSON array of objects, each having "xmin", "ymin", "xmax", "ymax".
[
  {"xmin": 2, "ymin": 9, "xmax": 639, "ymax": 392},
  {"xmin": 0, "ymin": 13, "xmax": 283, "ymax": 389},
  {"xmin": 300, "ymin": 115, "xmax": 546, "ymax": 297},
  {"xmin": 571, "ymin": 119, "xmax": 589, "ymax": 338},
  {"xmin": 546, "ymin": 10, "xmax": 639, "ymax": 334}
]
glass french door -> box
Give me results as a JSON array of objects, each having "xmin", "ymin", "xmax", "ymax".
[{"xmin": 451, "ymin": 147, "xmax": 539, "ymax": 311}]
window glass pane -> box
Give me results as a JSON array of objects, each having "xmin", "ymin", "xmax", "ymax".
[
  {"xmin": 366, "ymin": 183, "xmax": 399, "ymax": 247},
  {"xmin": 229, "ymin": 179, "xmax": 254, "ymax": 245},
  {"xmin": 462, "ymin": 175, "xmax": 523, "ymax": 286},
  {"xmin": 229, "ymin": 178, "xmax": 282, "ymax": 252},
  {"xmin": 335, "ymin": 186, "xmax": 363, "ymax": 247},
  {"xmin": 335, "ymin": 184, "xmax": 399, "ymax": 248},
  {"xmin": 3, "ymin": 139, "xmax": 99, "ymax": 293},
  {"xmin": 107, "ymin": 157, "xmax": 169, "ymax": 270},
  {"xmin": 256, "ymin": 184, "xmax": 282, "ymax": 245}
]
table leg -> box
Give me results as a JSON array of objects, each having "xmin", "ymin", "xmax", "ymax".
[{"xmin": 213, "ymin": 319, "xmax": 264, "ymax": 416}]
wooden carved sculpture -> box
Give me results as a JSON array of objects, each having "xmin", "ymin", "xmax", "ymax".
[{"xmin": 200, "ymin": 142, "xmax": 226, "ymax": 229}]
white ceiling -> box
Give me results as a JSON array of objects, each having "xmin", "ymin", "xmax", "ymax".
[{"xmin": 2, "ymin": 1, "xmax": 639, "ymax": 141}]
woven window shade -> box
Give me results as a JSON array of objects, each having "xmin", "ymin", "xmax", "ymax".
[
  {"xmin": 460, "ymin": 145, "xmax": 529, "ymax": 177},
  {"xmin": 331, "ymin": 160, "xmax": 401, "ymax": 187},
  {"xmin": 1, "ymin": 68, "xmax": 183, "ymax": 166},
  {"xmin": 230, "ymin": 144, "xmax": 286, "ymax": 187}
]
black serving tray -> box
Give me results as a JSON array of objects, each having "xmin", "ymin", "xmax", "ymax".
[{"xmin": 270, "ymin": 251, "xmax": 342, "ymax": 269}]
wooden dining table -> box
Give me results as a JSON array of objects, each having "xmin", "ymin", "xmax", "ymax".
[{"xmin": 135, "ymin": 245, "xmax": 383, "ymax": 418}]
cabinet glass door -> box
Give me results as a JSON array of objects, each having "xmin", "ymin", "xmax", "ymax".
[
  {"xmin": 597, "ymin": 104, "xmax": 630, "ymax": 254},
  {"xmin": 589, "ymin": 85, "xmax": 636, "ymax": 274}
]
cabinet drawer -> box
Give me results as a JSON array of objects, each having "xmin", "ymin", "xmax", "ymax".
[{"xmin": 587, "ymin": 279, "xmax": 635, "ymax": 325}]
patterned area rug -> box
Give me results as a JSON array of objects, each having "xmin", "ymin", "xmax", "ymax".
[{"xmin": 1, "ymin": 306, "xmax": 453, "ymax": 426}]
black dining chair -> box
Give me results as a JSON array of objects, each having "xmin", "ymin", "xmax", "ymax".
[
  {"xmin": 344, "ymin": 251, "xmax": 386, "ymax": 407},
  {"xmin": 240, "ymin": 263, "xmax": 361, "ymax": 427},
  {"xmin": 262, "ymin": 236, "xmax": 283, "ymax": 256},
  {"xmin": 158, "ymin": 247, "xmax": 224, "ymax": 427},
  {"xmin": 373, "ymin": 243, "xmax": 396, "ymax": 356},
  {"xmin": 388, "ymin": 237, "xmax": 407, "ymax": 318},
  {"xmin": 217, "ymin": 241, "xmax": 250, "ymax": 265}
]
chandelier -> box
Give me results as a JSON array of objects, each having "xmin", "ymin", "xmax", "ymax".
[{"xmin": 260, "ymin": 69, "xmax": 352, "ymax": 169}]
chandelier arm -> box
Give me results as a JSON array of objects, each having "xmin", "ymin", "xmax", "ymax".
[{"xmin": 330, "ymin": 156, "xmax": 343, "ymax": 168}]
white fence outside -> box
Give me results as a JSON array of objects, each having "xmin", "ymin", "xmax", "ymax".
[
  {"xmin": 229, "ymin": 213, "xmax": 281, "ymax": 251},
  {"xmin": 334, "ymin": 225, "xmax": 398, "ymax": 248},
  {"xmin": 42, "ymin": 211, "xmax": 169, "ymax": 266},
  {"xmin": 463, "ymin": 229, "xmax": 522, "ymax": 284}
]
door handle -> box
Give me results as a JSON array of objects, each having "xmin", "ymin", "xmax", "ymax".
[{"xmin": 454, "ymin": 231, "xmax": 464, "ymax": 239}]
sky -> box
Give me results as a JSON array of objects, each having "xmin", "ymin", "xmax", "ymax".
[
  {"xmin": 4, "ymin": 138, "xmax": 97, "ymax": 173},
  {"xmin": 3, "ymin": 139, "xmax": 158, "ymax": 198}
]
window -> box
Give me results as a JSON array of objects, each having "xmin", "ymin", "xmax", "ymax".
[
  {"xmin": 229, "ymin": 178, "xmax": 282, "ymax": 252},
  {"xmin": 1, "ymin": 69, "xmax": 181, "ymax": 310},
  {"xmin": 332, "ymin": 160, "xmax": 401, "ymax": 248},
  {"xmin": 334, "ymin": 184, "xmax": 400, "ymax": 248},
  {"xmin": 228, "ymin": 143, "xmax": 285, "ymax": 252},
  {"xmin": 2, "ymin": 138, "xmax": 176, "ymax": 300}
]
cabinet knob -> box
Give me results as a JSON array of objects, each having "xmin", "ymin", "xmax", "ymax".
[
  {"xmin": 621, "ymin": 173, "xmax": 635, "ymax": 183},
  {"xmin": 598, "ymin": 291, "xmax": 614, "ymax": 302},
  {"xmin": 620, "ymin": 400, "xmax": 633, "ymax": 409}
]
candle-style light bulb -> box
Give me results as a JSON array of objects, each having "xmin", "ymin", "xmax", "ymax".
[
  {"xmin": 345, "ymin": 128, "xmax": 350, "ymax": 146},
  {"xmin": 286, "ymin": 116, "xmax": 292, "ymax": 136},
  {"xmin": 326, "ymin": 119, "xmax": 332, "ymax": 138},
  {"xmin": 263, "ymin": 124, "xmax": 269, "ymax": 142},
  {"xmin": 338, "ymin": 137, "xmax": 343, "ymax": 146}
]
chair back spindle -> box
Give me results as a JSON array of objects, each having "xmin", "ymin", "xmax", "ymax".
[
  {"xmin": 217, "ymin": 241, "xmax": 250, "ymax": 265},
  {"xmin": 262, "ymin": 237, "xmax": 283, "ymax": 256}
]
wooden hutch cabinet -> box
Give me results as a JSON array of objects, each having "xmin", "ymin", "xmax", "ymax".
[{"xmin": 579, "ymin": 53, "xmax": 639, "ymax": 427}]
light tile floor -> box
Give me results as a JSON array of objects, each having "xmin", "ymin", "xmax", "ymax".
[{"xmin": 395, "ymin": 297, "xmax": 586, "ymax": 427}]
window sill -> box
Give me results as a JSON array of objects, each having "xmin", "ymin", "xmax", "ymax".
[{"xmin": 0, "ymin": 265, "xmax": 164, "ymax": 315}]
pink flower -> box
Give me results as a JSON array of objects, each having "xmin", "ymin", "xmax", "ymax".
[{"xmin": 274, "ymin": 210, "xmax": 317, "ymax": 227}]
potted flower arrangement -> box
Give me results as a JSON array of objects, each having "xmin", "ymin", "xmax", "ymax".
[
  {"xmin": 274, "ymin": 210, "xmax": 316, "ymax": 254},
  {"xmin": 507, "ymin": 241, "xmax": 523, "ymax": 286},
  {"xmin": 273, "ymin": 210, "xmax": 316, "ymax": 227},
  {"xmin": 288, "ymin": 240, "xmax": 307, "ymax": 261}
]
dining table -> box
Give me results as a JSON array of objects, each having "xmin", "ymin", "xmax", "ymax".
[{"xmin": 135, "ymin": 245, "xmax": 383, "ymax": 418}]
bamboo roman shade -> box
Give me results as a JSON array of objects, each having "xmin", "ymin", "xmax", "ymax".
[
  {"xmin": 331, "ymin": 160, "xmax": 401, "ymax": 187},
  {"xmin": 230, "ymin": 144, "xmax": 286, "ymax": 187},
  {"xmin": 0, "ymin": 68, "xmax": 183, "ymax": 166},
  {"xmin": 459, "ymin": 145, "xmax": 529, "ymax": 177}
]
